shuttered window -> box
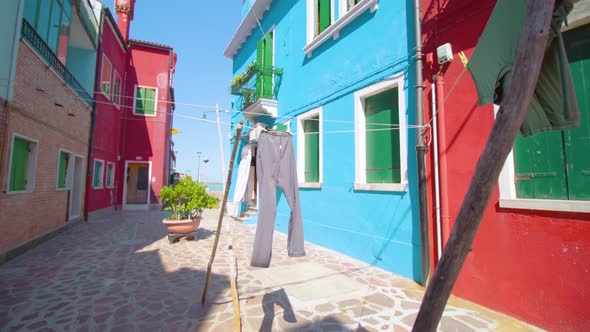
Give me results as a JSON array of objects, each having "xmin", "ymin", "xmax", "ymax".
[
  {"xmin": 317, "ymin": 0, "xmax": 331, "ymax": 36},
  {"xmin": 134, "ymin": 86, "xmax": 156, "ymax": 115},
  {"xmin": 112, "ymin": 71, "xmax": 121, "ymax": 106},
  {"xmin": 93, "ymin": 160, "xmax": 104, "ymax": 188},
  {"xmin": 304, "ymin": 116, "xmax": 320, "ymax": 182},
  {"xmin": 256, "ymin": 31, "xmax": 274, "ymax": 100},
  {"xmin": 513, "ymin": 25, "xmax": 589, "ymax": 201},
  {"xmin": 9, "ymin": 138, "xmax": 32, "ymax": 191},
  {"xmin": 365, "ymin": 88, "xmax": 400, "ymax": 183},
  {"xmin": 57, "ymin": 151, "xmax": 68, "ymax": 189},
  {"xmin": 101, "ymin": 56, "xmax": 112, "ymax": 98},
  {"xmin": 106, "ymin": 163, "xmax": 115, "ymax": 188}
]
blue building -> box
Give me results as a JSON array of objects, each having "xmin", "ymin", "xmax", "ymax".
[{"xmin": 225, "ymin": 0, "xmax": 424, "ymax": 283}]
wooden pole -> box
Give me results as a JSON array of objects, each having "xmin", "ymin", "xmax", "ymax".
[
  {"xmin": 229, "ymin": 254, "xmax": 241, "ymax": 331},
  {"xmin": 412, "ymin": 1, "xmax": 556, "ymax": 331},
  {"xmin": 202, "ymin": 120, "xmax": 244, "ymax": 304}
]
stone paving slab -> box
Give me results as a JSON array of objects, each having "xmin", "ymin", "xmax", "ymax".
[{"xmin": 0, "ymin": 209, "xmax": 544, "ymax": 331}]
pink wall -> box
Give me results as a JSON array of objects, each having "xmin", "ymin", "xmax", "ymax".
[
  {"xmin": 87, "ymin": 15, "xmax": 126, "ymax": 213},
  {"xmin": 421, "ymin": 1, "xmax": 590, "ymax": 330},
  {"xmin": 120, "ymin": 43, "xmax": 173, "ymax": 205}
]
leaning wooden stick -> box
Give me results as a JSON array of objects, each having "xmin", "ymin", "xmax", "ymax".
[
  {"xmin": 412, "ymin": 1, "xmax": 556, "ymax": 331},
  {"xmin": 202, "ymin": 120, "xmax": 244, "ymax": 304}
]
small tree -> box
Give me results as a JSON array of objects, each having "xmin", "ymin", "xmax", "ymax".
[{"xmin": 160, "ymin": 178, "xmax": 217, "ymax": 220}]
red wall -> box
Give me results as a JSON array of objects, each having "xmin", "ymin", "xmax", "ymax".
[
  {"xmin": 87, "ymin": 17, "xmax": 126, "ymax": 213},
  {"xmin": 121, "ymin": 43, "xmax": 172, "ymax": 204},
  {"xmin": 421, "ymin": 1, "xmax": 590, "ymax": 330}
]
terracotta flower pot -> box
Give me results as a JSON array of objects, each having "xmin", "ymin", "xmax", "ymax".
[{"xmin": 162, "ymin": 218, "xmax": 201, "ymax": 234}]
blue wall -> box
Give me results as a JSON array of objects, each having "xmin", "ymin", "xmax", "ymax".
[
  {"xmin": 230, "ymin": 0, "xmax": 421, "ymax": 282},
  {"xmin": 66, "ymin": 47, "xmax": 97, "ymax": 95}
]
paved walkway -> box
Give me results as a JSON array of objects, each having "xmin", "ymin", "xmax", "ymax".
[{"xmin": 0, "ymin": 209, "xmax": 542, "ymax": 331}]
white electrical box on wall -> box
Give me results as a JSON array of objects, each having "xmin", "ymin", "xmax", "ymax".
[{"xmin": 437, "ymin": 43, "xmax": 453, "ymax": 65}]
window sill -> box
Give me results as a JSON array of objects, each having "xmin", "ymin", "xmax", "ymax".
[
  {"xmin": 354, "ymin": 182, "xmax": 407, "ymax": 192},
  {"xmin": 499, "ymin": 198, "xmax": 590, "ymax": 214},
  {"xmin": 304, "ymin": 0, "xmax": 378, "ymax": 58},
  {"xmin": 56, "ymin": 187, "xmax": 71, "ymax": 191},
  {"xmin": 92, "ymin": 186, "xmax": 104, "ymax": 190},
  {"xmin": 132, "ymin": 111, "xmax": 157, "ymax": 117},
  {"xmin": 299, "ymin": 182, "xmax": 322, "ymax": 189},
  {"xmin": 4, "ymin": 189, "xmax": 33, "ymax": 195}
]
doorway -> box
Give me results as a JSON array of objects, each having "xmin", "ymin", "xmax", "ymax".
[
  {"xmin": 124, "ymin": 161, "xmax": 151, "ymax": 209},
  {"xmin": 69, "ymin": 155, "xmax": 84, "ymax": 219}
]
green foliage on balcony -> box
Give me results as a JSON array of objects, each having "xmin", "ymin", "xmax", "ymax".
[{"xmin": 230, "ymin": 61, "xmax": 283, "ymax": 105}]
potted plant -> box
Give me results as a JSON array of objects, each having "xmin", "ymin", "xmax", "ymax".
[{"xmin": 160, "ymin": 177, "xmax": 217, "ymax": 243}]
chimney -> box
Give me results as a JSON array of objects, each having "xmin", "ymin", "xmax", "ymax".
[{"xmin": 115, "ymin": 0, "xmax": 135, "ymax": 41}]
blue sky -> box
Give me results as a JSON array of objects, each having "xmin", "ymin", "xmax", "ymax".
[{"xmin": 105, "ymin": 0, "xmax": 241, "ymax": 182}]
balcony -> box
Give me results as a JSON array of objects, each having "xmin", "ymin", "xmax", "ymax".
[
  {"xmin": 230, "ymin": 61, "xmax": 283, "ymax": 123},
  {"xmin": 21, "ymin": 19, "xmax": 92, "ymax": 106}
]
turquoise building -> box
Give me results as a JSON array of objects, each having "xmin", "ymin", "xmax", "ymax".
[{"xmin": 226, "ymin": 0, "xmax": 423, "ymax": 282}]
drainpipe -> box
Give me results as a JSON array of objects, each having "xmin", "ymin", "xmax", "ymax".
[
  {"xmin": 431, "ymin": 80, "xmax": 442, "ymax": 261},
  {"xmin": 414, "ymin": 0, "xmax": 430, "ymax": 286},
  {"xmin": 436, "ymin": 75, "xmax": 450, "ymax": 246},
  {"xmin": 83, "ymin": 9, "xmax": 104, "ymax": 221}
]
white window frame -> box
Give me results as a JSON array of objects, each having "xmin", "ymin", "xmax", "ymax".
[
  {"xmin": 297, "ymin": 107, "xmax": 323, "ymax": 188},
  {"xmin": 354, "ymin": 73, "xmax": 407, "ymax": 192},
  {"xmin": 112, "ymin": 70, "xmax": 121, "ymax": 108},
  {"xmin": 305, "ymin": 0, "xmax": 378, "ymax": 57},
  {"xmin": 93, "ymin": 159, "xmax": 105, "ymax": 189},
  {"xmin": 6, "ymin": 133, "xmax": 39, "ymax": 194},
  {"xmin": 133, "ymin": 85, "xmax": 158, "ymax": 117},
  {"xmin": 56, "ymin": 148, "xmax": 74, "ymax": 191},
  {"xmin": 106, "ymin": 162, "xmax": 116, "ymax": 188},
  {"xmin": 495, "ymin": 106, "xmax": 590, "ymax": 213},
  {"xmin": 100, "ymin": 55, "xmax": 112, "ymax": 99}
]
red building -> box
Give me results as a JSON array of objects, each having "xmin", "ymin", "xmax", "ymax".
[
  {"xmin": 420, "ymin": 1, "xmax": 590, "ymax": 330},
  {"xmin": 86, "ymin": 0, "xmax": 176, "ymax": 217}
]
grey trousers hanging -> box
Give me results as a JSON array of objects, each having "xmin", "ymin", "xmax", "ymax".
[{"xmin": 251, "ymin": 131, "xmax": 306, "ymax": 267}]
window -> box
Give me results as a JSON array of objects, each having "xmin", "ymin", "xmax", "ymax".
[
  {"xmin": 297, "ymin": 109, "xmax": 322, "ymax": 187},
  {"xmin": 101, "ymin": 56, "xmax": 112, "ymax": 98},
  {"xmin": 354, "ymin": 74, "xmax": 407, "ymax": 192},
  {"xmin": 106, "ymin": 162, "xmax": 115, "ymax": 188},
  {"xmin": 23, "ymin": 0, "xmax": 72, "ymax": 59},
  {"xmin": 256, "ymin": 31, "xmax": 274, "ymax": 100},
  {"xmin": 112, "ymin": 71, "xmax": 121, "ymax": 107},
  {"xmin": 93, "ymin": 159, "xmax": 105, "ymax": 189},
  {"xmin": 7, "ymin": 135, "xmax": 38, "ymax": 193},
  {"xmin": 134, "ymin": 86, "xmax": 157, "ymax": 116},
  {"xmin": 305, "ymin": 0, "xmax": 378, "ymax": 57},
  {"xmin": 57, "ymin": 150, "xmax": 70, "ymax": 189},
  {"xmin": 498, "ymin": 25, "xmax": 590, "ymax": 212}
]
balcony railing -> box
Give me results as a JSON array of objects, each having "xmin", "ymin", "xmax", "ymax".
[
  {"xmin": 230, "ymin": 61, "xmax": 283, "ymax": 111},
  {"xmin": 21, "ymin": 19, "xmax": 92, "ymax": 106}
]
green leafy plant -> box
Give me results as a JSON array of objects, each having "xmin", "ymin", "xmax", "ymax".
[
  {"xmin": 242, "ymin": 89, "xmax": 255, "ymax": 105},
  {"xmin": 160, "ymin": 178, "xmax": 217, "ymax": 220}
]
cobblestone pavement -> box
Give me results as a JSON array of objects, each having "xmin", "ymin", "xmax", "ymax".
[{"xmin": 0, "ymin": 209, "xmax": 543, "ymax": 331}]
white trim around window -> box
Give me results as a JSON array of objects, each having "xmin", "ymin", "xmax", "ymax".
[
  {"xmin": 93, "ymin": 159, "xmax": 105, "ymax": 189},
  {"xmin": 305, "ymin": 0, "xmax": 378, "ymax": 57},
  {"xmin": 354, "ymin": 73, "xmax": 407, "ymax": 192},
  {"xmin": 297, "ymin": 107, "xmax": 323, "ymax": 188},
  {"xmin": 133, "ymin": 85, "xmax": 158, "ymax": 117},
  {"xmin": 5, "ymin": 133, "xmax": 39, "ymax": 194},
  {"xmin": 106, "ymin": 162, "xmax": 116, "ymax": 188},
  {"xmin": 495, "ymin": 106, "xmax": 590, "ymax": 213},
  {"xmin": 112, "ymin": 70, "xmax": 121, "ymax": 108},
  {"xmin": 100, "ymin": 55, "xmax": 112, "ymax": 99},
  {"xmin": 56, "ymin": 148, "xmax": 74, "ymax": 191}
]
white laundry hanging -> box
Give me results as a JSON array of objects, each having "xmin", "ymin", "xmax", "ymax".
[{"xmin": 232, "ymin": 144, "xmax": 253, "ymax": 209}]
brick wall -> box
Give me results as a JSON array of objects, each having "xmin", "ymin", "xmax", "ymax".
[{"xmin": 0, "ymin": 41, "xmax": 92, "ymax": 253}]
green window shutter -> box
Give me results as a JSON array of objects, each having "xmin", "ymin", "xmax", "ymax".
[
  {"xmin": 318, "ymin": 0, "xmax": 331, "ymax": 35},
  {"xmin": 256, "ymin": 39, "xmax": 264, "ymax": 100},
  {"xmin": 93, "ymin": 161, "xmax": 101, "ymax": 187},
  {"xmin": 9, "ymin": 138, "xmax": 31, "ymax": 191},
  {"xmin": 304, "ymin": 116, "xmax": 320, "ymax": 182},
  {"xmin": 563, "ymin": 25, "xmax": 590, "ymax": 200},
  {"xmin": 57, "ymin": 151, "xmax": 68, "ymax": 189},
  {"xmin": 135, "ymin": 87, "xmax": 145, "ymax": 114},
  {"xmin": 262, "ymin": 32, "xmax": 274, "ymax": 99},
  {"xmin": 144, "ymin": 88, "xmax": 156, "ymax": 115},
  {"xmin": 106, "ymin": 165, "xmax": 113, "ymax": 187},
  {"xmin": 275, "ymin": 123, "xmax": 288, "ymax": 132},
  {"xmin": 365, "ymin": 88, "xmax": 400, "ymax": 183},
  {"xmin": 513, "ymin": 131, "xmax": 568, "ymax": 200}
]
